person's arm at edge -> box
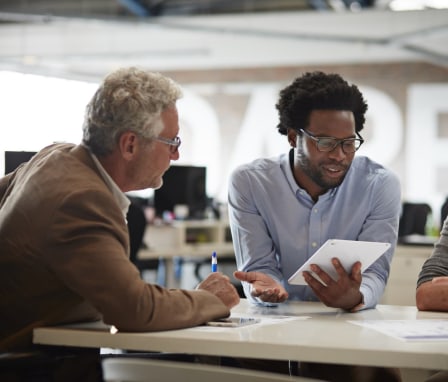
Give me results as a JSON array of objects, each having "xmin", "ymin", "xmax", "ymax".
[
  {"xmin": 416, "ymin": 277, "xmax": 448, "ymax": 311},
  {"xmin": 416, "ymin": 217, "xmax": 448, "ymax": 311}
]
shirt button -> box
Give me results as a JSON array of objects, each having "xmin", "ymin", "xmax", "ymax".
[
  {"xmin": 314, "ymin": 208, "xmax": 318, "ymax": 213},
  {"xmin": 312, "ymin": 242, "xmax": 317, "ymax": 247}
]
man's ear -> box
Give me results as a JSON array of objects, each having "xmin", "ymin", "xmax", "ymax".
[
  {"xmin": 287, "ymin": 129, "xmax": 297, "ymax": 148},
  {"xmin": 119, "ymin": 131, "xmax": 138, "ymax": 160}
]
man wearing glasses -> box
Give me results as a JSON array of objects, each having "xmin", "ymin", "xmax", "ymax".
[
  {"xmin": 228, "ymin": 71, "xmax": 401, "ymax": 381},
  {"xmin": 0, "ymin": 67, "xmax": 239, "ymax": 381}
]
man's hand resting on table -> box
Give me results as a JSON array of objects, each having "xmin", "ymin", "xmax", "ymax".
[
  {"xmin": 233, "ymin": 271, "xmax": 289, "ymax": 303},
  {"xmin": 197, "ymin": 272, "xmax": 240, "ymax": 309}
]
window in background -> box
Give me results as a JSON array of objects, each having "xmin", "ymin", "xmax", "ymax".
[{"xmin": 0, "ymin": 71, "xmax": 96, "ymax": 175}]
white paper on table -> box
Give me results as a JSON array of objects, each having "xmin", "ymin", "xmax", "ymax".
[{"xmin": 348, "ymin": 319, "xmax": 448, "ymax": 341}]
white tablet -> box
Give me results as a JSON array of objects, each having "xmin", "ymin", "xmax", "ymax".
[{"xmin": 287, "ymin": 239, "xmax": 391, "ymax": 286}]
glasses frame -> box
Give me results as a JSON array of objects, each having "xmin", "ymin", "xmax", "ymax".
[
  {"xmin": 153, "ymin": 136, "xmax": 181, "ymax": 154},
  {"xmin": 299, "ymin": 129, "xmax": 364, "ymax": 154}
]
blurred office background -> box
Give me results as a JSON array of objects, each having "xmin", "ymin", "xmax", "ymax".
[{"xmin": 1, "ymin": 0, "xmax": 448, "ymax": 225}]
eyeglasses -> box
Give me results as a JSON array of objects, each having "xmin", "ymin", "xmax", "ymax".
[
  {"xmin": 299, "ymin": 129, "xmax": 364, "ymax": 154},
  {"xmin": 153, "ymin": 136, "xmax": 181, "ymax": 154}
]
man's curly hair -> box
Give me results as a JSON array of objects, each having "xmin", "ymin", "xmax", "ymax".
[{"xmin": 276, "ymin": 71, "xmax": 368, "ymax": 135}]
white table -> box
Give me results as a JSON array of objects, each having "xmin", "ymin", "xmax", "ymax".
[{"xmin": 33, "ymin": 300, "xmax": 448, "ymax": 380}]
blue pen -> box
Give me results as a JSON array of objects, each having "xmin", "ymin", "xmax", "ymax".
[{"xmin": 211, "ymin": 251, "xmax": 218, "ymax": 272}]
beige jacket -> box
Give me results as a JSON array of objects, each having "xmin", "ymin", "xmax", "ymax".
[{"xmin": 0, "ymin": 143, "xmax": 229, "ymax": 351}]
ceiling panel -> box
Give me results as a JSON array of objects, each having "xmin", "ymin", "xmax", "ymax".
[{"xmin": 0, "ymin": 8, "xmax": 447, "ymax": 81}]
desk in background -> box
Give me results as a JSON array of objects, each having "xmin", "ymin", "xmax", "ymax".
[
  {"xmin": 34, "ymin": 300, "xmax": 448, "ymax": 382},
  {"xmin": 381, "ymin": 242, "xmax": 434, "ymax": 306},
  {"xmin": 138, "ymin": 219, "xmax": 235, "ymax": 287}
]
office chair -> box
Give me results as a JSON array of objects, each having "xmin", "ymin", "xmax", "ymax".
[
  {"xmin": 126, "ymin": 200, "xmax": 161, "ymax": 281},
  {"xmin": 441, "ymin": 197, "xmax": 448, "ymax": 231},
  {"xmin": 102, "ymin": 357, "xmax": 322, "ymax": 382},
  {"xmin": 398, "ymin": 202, "xmax": 432, "ymax": 237}
]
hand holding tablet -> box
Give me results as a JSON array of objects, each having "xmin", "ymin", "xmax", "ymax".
[{"xmin": 288, "ymin": 239, "xmax": 391, "ymax": 286}]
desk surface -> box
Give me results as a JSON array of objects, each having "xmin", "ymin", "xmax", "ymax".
[
  {"xmin": 33, "ymin": 300, "xmax": 448, "ymax": 371},
  {"xmin": 398, "ymin": 234, "xmax": 438, "ymax": 247}
]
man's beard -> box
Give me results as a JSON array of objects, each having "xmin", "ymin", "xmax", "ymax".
[{"xmin": 297, "ymin": 145, "xmax": 349, "ymax": 190}]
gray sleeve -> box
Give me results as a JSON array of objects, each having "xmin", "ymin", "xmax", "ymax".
[{"xmin": 417, "ymin": 217, "xmax": 448, "ymax": 287}]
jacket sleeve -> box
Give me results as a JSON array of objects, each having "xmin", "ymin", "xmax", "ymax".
[{"xmin": 43, "ymin": 187, "xmax": 230, "ymax": 332}]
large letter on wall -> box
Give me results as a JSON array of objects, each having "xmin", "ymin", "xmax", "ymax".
[
  {"xmin": 359, "ymin": 86, "xmax": 402, "ymax": 166},
  {"xmin": 222, "ymin": 83, "xmax": 284, "ymax": 201},
  {"xmin": 406, "ymin": 83, "xmax": 448, "ymax": 218}
]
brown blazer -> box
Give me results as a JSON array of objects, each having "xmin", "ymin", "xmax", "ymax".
[{"xmin": 0, "ymin": 143, "xmax": 229, "ymax": 351}]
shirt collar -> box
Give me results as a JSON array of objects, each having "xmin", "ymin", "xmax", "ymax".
[
  {"xmin": 284, "ymin": 149, "xmax": 337, "ymax": 200},
  {"xmin": 87, "ymin": 149, "xmax": 131, "ymax": 217}
]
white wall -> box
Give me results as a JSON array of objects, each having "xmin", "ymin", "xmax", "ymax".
[{"xmin": 1, "ymin": 70, "xmax": 447, "ymax": 225}]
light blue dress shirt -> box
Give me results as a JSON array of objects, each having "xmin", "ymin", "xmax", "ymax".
[{"xmin": 228, "ymin": 151, "xmax": 401, "ymax": 309}]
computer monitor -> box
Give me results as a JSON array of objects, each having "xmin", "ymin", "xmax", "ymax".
[
  {"xmin": 4, "ymin": 151, "xmax": 37, "ymax": 175},
  {"xmin": 154, "ymin": 165, "xmax": 207, "ymax": 219}
]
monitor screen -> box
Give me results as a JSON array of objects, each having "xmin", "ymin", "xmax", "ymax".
[
  {"xmin": 154, "ymin": 165, "xmax": 207, "ymax": 219},
  {"xmin": 4, "ymin": 151, "xmax": 37, "ymax": 175}
]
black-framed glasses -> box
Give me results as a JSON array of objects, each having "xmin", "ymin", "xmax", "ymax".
[
  {"xmin": 299, "ymin": 129, "xmax": 364, "ymax": 154},
  {"xmin": 153, "ymin": 136, "xmax": 181, "ymax": 154}
]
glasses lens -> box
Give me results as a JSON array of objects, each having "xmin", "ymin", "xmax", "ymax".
[
  {"xmin": 316, "ymin": 138, "xmax": 362, "ymax": 153},
  {"xmin": 342, "ymin": 139, "xmax": 362, "ymax": 153},
  {"xmin": 317, "ymin": 138, "xmax": 338, "ymax": 152},
  {"xmin": 342, "ymin": 140, "xmax": 356, "ymax": 153},
  {"xmin": 169, "ymin": 137, "xmax": 180, "ymax": 153}
]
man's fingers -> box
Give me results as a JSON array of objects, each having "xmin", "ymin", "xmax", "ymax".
[
  {"xmin": 349, "ymin": 260, "xmax": 362, "ymax": 282},
  {"xmin": 251, "ymin": 287, "xmax": 288, "ymax": 303},
  {"xmin": 233, "ymin": 270, "xmax": 258, "ymax": 283},
  {"xmin": 310, "ymin": 264, "xmax": 334, "ymax": 286}
]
